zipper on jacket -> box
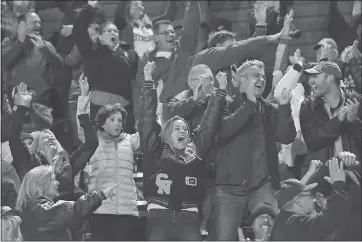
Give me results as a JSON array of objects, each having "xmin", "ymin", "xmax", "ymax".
[
  {"xmin": 245, "ymin": 105, "xmax": 257, "ymax": 187},
  {"xmin": 115, "ymin": 142, "xmax": 119, "ymax": 215}
]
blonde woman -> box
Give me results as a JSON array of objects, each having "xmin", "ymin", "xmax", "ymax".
[
  {"xmin": 1, "ymin": 206, "xmax": 22, "ymax": 241},
  {"xmin": 16, "ymin": 165, "xmax": 119, "ymax": 241},
  {"xmin": 139, "ymin": 62, "xmax": 228, "ymax": 240}
]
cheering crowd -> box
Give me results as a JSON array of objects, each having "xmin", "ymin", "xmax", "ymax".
[{"xmin": 1, "ymin": 0, "xmax": 361, "ymax": 241}]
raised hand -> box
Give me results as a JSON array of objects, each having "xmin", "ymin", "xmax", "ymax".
[
  {"xmin": 216, "ymin": 71, "xmax": 228, "ymax": 90},
  {"xmin": 102, "ymin": 182, "xmax": 121, "ymax": 201},
  {"xmin": 12, "ymin": 82, "xmax": 34, "ymax": 107},
  {"xmin": 254, "ymin": 1, "xmax": 267, "ymax": 26},
  {"xmin": 309, "ymin": 160, "xmax": 322, "ymax": 174},
  {"xmin": 338, "ymin": 151, "xmax": 359, "ymax": 167},
  {"xmin": 17, "ymin": 21, "xmax": 31, "ymax": 43},
  {"xmin": 78, "ymin": 73, "xmax": 91, "ymax": 114},
  {"xmin": 280, "ymin": 9, "xmax": 294, "ymax": 39},
  {"xmin": 79, "ymin": 73, "xmax": 90, "ymax": 97},
  {"xmin": 345, "ymin": 98, "xmax": 360, "ymax": 122},
  {"xmin": 324, "ymin": 158, "xmax": 346, "ymax": 184},
  {"xmin": 350, "ymin": 40, "xmax": 361, "ymax": 60},
  {"xmin": 337, "ymin": 106, "xmax": 349, "ymax": 122},
  {"xmin": 200, "ymin": 73, "xmax": 215, "ymax": 97},
  {"xmin": 61, "ymin": 25, "xmax": 73, "ymax": 37},
  {"xmin": 156, "ymin": 79, "xmax": 164, "ymax": 101},
  {"xmin": 28, "ymin": 34, "xmax": 45, "ymax": 49},
  {"xmin": 88, "ymin": 0, "xmax": 98, "ymax": 8},
  {"xmin": 144, "ymin": 61, "xmax": 156, "ymax": 81},
  {"xmin": 193, "ymin": 83, "xmax": 205, "ymax": 102}
]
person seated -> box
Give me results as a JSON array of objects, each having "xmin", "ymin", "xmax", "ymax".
[{"xmin": 16, "ymin": 165, "xmax": 119, "ymax": 240}]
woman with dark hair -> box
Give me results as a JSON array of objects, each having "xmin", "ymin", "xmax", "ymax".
[
  {"xmin": 76, "ymin": 77, "xmax": 141, "ymax": 241},
  {"xmin": 73, "ymin": 1, "xmax": 139, "ymax": 133},
  {"xmin": 138, "ymin": 61, "xmax": 227, "ymax": 240},
  {"xmin": 114, "ymin": 0, "xmax": 178, "ymax": 57}
]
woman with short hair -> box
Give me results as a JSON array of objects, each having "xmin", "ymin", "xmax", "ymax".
[
  {"xmin": 16, "ymin": 165, "xmax": 119, "ymax": 241},
  {"xmin": 76, "ymin": 77, "xmax": 141, "ymax": 241}
]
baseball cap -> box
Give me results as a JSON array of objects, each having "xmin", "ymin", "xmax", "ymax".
[
  {"xmin": 313, "ymin": 38, "xmax": 338, "ymax": 51},
  {"xmin": 303, "ymin": 61, "xmax": 342, "ymax": 79},
  {"xmin": 275, "ymin": 179, "xmax": 318, "ymax": 208}
]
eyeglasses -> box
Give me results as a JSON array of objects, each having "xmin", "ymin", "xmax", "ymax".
[{"xmin": 155, "ymin": 30, "xmax": 175, "ymax": 36}]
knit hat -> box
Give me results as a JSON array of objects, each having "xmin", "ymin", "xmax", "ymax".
[
  {"xmin": 303, "ymin": 61, "xmax": 342, "ymax": 79},
  {"xmin": 276, "ymin": 179, "xmax": 318, "ymax": 208}
]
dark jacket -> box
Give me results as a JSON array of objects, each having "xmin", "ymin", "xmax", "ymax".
[
  {"xmin": 1, "ymin": 161, "xmax": 21, "ymax": 208},
  {"xmin": 1, "ymin": 35, "xmax": 64, "ymax": 101},
  {"xmin": 299, "ymin": 91, "xmax": 361, "ymax": 177},
  {"xmin": 20, "ymin": 191, "xmax": 105, "ymax": 241},
  {"xmin": 138, "ymin": 80, "xmax": 226, "ymax": 210},
  {"xmin": 270, "ymin": 181, "xmax": 349, "ymax": 241},
  {"xmin": 73, "ymin": 4, "xmax": 139, "ymax": 103},
  {"xmin": 215, "ymin": 93, "xmax": 296, "ymax": 189},
  {"xmin": 9, "ymin": 105, "xmax": 98, "ymax": 200},
  {"xmin": 114, "ymin": 1, "xmax": 178, "ymax": 48}
]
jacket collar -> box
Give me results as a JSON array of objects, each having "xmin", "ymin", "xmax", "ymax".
[
  {"xmin": 310, "ymin": 88, "xmax": 346, "ymax": 111},
  {"xmin": 160, "ymin": 143, "xmax": 201, "ymax": 165}
]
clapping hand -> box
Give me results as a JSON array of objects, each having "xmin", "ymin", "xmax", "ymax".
[
  {"xmin": 216, "ymin": 71, "xmax": 228, "ymax": 90},
  {"xmin": 28, "ymin": 34, "xmax": 45, "ymax": 49},
  {"xmin": 338, "ymin": 151, "xmax": 359, "ymax": 167},
  {"xmin": 78, "ymin": 73, "xmax": 91, "ymax": 114},
  {"xmin": 254, "ymin": 1, "xmax": 267, "ymax": 26},
  {"xmin": 337, "ymin": 106, "xmax": 349, "ymax": 122},
  {"xmin": 12, "ymin": 82, "xmax": 34, "ymax": 108},
  {"xmin": 144, "ymin": 61, "xmax": 156, "ymax": 81},
  {"xmin": 345, "ymin": 98, "xmax": 360, "ymax": 122},
  {"xmin": 102, "ymin": 182, "xmax": 121, "ymax": 201},
  {"xmin": 324, "ymin": 158, "xmax": 346, "ymax": 184},
  {"xmin": 17, "ymin": 21, "xmax": 32, "ymax": 43}
]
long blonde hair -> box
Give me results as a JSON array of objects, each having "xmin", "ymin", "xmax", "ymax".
[{"xmin": 16, "ymin": 166, "xmax": 54, "ymax": 212}]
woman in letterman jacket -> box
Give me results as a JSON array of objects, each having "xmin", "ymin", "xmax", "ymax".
[
  {"xmin": 138, "ymin": 61, "xmax": 227, "ymax": 240},
  {"xmin": 76, "ymin": 78, "xmax": 140, "ymax": 241}
]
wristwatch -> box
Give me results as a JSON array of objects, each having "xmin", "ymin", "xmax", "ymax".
[{"xmin": 255, "ymin": 23, "xmax": 267, "ymax": 28}]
